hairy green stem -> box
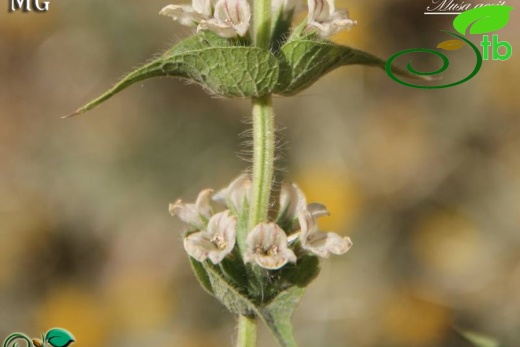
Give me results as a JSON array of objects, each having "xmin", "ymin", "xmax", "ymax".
[
  {"xmin": 248, "ymin": 95, "xmax": 275, "ymax": 229},
  {"xmin": 250, "ymin": 0, "xmax": 275, "ymax": 229},
  {"xmin": 237, "ymin": 94, "xmax": 275, "ymax": 347},
  {"xmin": 253, "ymin": 0, "xmax": 271, "ymax": 48},
  {"xmin": 237, "ymin": 315, "xmax": 258, "ymax": 347},
  {"xmin": 237, "ymin": 1, "xmax": 274, "ymax": 345}
]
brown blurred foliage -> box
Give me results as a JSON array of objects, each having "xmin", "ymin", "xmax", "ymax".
[{"xmin": 1, "ymin": 0, "xmax": 519, "ymax": 346}]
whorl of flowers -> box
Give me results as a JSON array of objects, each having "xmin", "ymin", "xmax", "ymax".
[
  {"xmin": 170, "ymin": 175, "xmax": 352, "ymax": 269},
  {"xmin": 160, "ymin": 0, "xmax": 356, "ymax": 38}
]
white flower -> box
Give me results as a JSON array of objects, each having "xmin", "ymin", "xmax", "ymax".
[
  {"xmin": 169, "ymin": 189, "xmax": 214, "ymax": 230},
  {"xmin": 184, "ymin": 210, "xmax": 237, "ymax": 264},
  {"xmin": 298, "ymin": 210, "xmax": 352, "ymax": 257},
  {"xmin": 244, "ymin": 223, "xmax": 297, "ymax": 269},
  {"xmin": 278, "ymin": 182, "xmax": 330, "ymax": 222},
  {"xmin": 278, "ymin": 182, "xmax": 307, "ymax": 222},
  {"xmin": 306, "ymin": 202, "xmax": 330, "ymax": 218},
  {"xmin": 213, "ymin": 174, "xmax": 251, "ymax": 214},
  {"xmin": 306, "ymin": 0, "xmax": 357, "ymax": 37},
  {"xmin": 198, "ymin": 0, "xmax": 251, "ymax": 38},
  {"xmin": 160, "ymin": 0, "xmax": 214, "ymax": 27}
]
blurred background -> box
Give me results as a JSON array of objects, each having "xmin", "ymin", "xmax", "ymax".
[{"xmin": 1, "ymin": 0, "xmax": 519, "ymax": 346}]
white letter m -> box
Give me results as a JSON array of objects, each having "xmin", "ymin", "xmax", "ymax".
[{"xmin": 10, "ymin": 0, "xmax": 31, "ymax": 11}]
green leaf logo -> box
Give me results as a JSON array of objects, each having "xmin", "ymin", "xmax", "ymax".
[
  {"xmin": 275, "ymin": 38, "xmax": 428, "ymax": 96},
  {"xmin": 44, "ymin": 329, "xmax": 75, "ymax": 347},
  {"xmin": 437, "ymin": 39, "xmax": 465, "ymax": 51},
  {"xmin": 453, "ymin": 5, "xmax": 514, "ymax": 35}
]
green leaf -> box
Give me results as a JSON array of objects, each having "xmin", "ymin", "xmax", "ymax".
[
  {"xmin": 203, "ymin": 262, "xmax": 256, "ymax": 316},
  {"xmin": 190, "ymin": 251, "xmax": 260, "ymax": 317},
  {"xmin": 189, "ymin": 256, "xmax": 214, "ymax": 296},
  {"xmin": 220, "ymin": 256, "xmax": 249, "ymax": 290},
  {"xmin": 270, "ymin": 9, "xmax": 295, "ymax": 53},
  {"xmin": 258, "ymin": 287, "xmax": 305, "ymax": 347},
  {"xmin": 68, "ymin": 32, "xmax": 279, "ymax": 117},
  {"xmin": 453, "ymin": 6, "xmax": 514, "ymax": 35},
  {"xmin": 275, "ymin": 37, "xmax": 428, "ymax": 96},
  {"xmin": 44, "ymin": 328, "xmax": 75, "ymax": 347},
  {"xmin": 192, "ymin": 253, "xmax": 306, "ymax": 347},
  {"xmin": 281, "ymin": 255, "xmax": 320, "ymax": 288},
  {"xmin": 457, "ymin": 330, "xmax": 501, "ymax": 347}
]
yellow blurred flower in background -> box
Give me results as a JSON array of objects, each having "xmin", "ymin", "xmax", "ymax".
[{"xmin": 296, "ymin": 168, "xmax": 362, "ymax": 233}]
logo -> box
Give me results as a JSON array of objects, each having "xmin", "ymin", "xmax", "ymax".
[
  {"xmin": 425, "ymin": 0, "xmax": 508, "ymax": 15},
  {"xmin": 9, "ymin": 0, "xmax": 50, "ymax": 12},
  {"xmin": 386, "ymin": 5, "xmax": 514, "ymax": 89},
  {"xmin": 3, "ymin": 328, "xmax": 75, "ymax": 347}
]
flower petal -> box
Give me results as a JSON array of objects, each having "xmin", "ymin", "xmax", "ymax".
[
  {"xmin": 169, "ymin": 199, "xmax": 205, "ymax": 229},
  {"xmin": 170, "ymin": 189, "xmax": 213, "ymax": 229},
  {"xmin": 298, "ymin": 209, "xmax": 318, "ymax": 244},
  {"xmin": 253, "ymin": 249, "xmax": 297, "ymax": 269},
  {"xmin": 207, "ymin": 210, "xmax": 237, "ymax": 256},
  {"xmin": 306, "ymin": 0, "xmax": 357, "ymax": 38},
  {"xmin": 278, "ymin": 182, "xmax": 307, "ymax": 222},
  {"xmin": 195, "ymin": 189, "xmax": 214, "ymax": 220},
  {"xmin": 214, "ymin": 0, "xmax": 251, "ymax": 25},
  {"xmin": 213, "ymin": 174, "xmax": 251, "ymax": 213},
  {"xmin": 184, "ymin": 231, "xmax": 216, "ymax": 262},
  {"xmin": 305, "ymin": 232, "xmax": 352, "ymax": 257},
  {"xmin": 308, "ymin": 0, "xmax": 332, "ymax": 23},
  {"xmin": 233, "ymin": 22, "xmax": 250, "ymax": 37},
  {"xmin": 298, "ymin": 210, "xmax": 352, "ymax": 257},
  {"xmin": 307, "ymin": 203, "xmax": 330, "ymax": 219},
  {"xmin": 202, "ymin": 0, "xmax": 251, "ymax": 37},
  {"xmin": 184, "ymin": 211, "xmax": 237, "ymax": 264},
  {"xmin": 192, "ymin": 0, "xmax": 214, "ymax": 18},
  {"xmin": 160, "ymin": 4, "xmax": 203, "ymax": 26},
  {"xmin": 244, "ymin": 223, "xmax": 296, "ymax": 269}
]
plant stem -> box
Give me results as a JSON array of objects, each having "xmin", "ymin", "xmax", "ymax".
[
  {"xmin": 253, "ymin": 0, "xmax": 271, "ymax": 49},
  {"xmin": 238, "ymin": 1, "xmax": 274, "ymax": 346},
  {"xmin": 249, "ymin": 0, "xmax": 274, "ymax": 232},
  {"xmin": 237, "ymin": 315, "xmax": 258, "ymax": 347},
  {"xmin": 248, "ymin": 95, "xmax": 275, "ymax": 229},
  {"xmin": 236, "ymin": 95, "xmax": 275, "ymax": 347}
]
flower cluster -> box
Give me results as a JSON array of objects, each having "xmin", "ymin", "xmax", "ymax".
[
  {"xmin": 160, "ymin": 0, "xmax": 251, "ymax": 38},
  {"xmin": 160, "ymin": 0, "xmax": 356, "ymax": 38},
  {"xmin": 170, "ymin": 175, "xmax": 352, "ymax": 270},
  {"xmin": 307, "ymin": 0, "xmax": 356, "ymax": 37}
]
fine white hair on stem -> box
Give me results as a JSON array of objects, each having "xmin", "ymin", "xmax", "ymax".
[{"xmin": 237, "ymin": 121, "xmax": 288, "ymax": 207}]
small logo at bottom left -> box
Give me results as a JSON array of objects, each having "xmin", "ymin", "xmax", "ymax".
[{"xmin": 3, "ymin": 328, "xmax": 74, "ymax": 347}]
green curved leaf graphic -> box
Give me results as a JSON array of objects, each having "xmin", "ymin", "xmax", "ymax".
[
  {"xmin": 2, "ymin": 333, "xmax": 32, "ymax": 347},
  {"xmin": 275, "ymin": 37, "xmax": 432, "ymax": 96},
  {"xmin": 385, "ymin": 31, "xmax": 483, "ymax": 89},
  {"xmin": 453, "ymin": 5, "xmax": 514, "ymax": 35},
  {"xmin": 44, "ymin": 328, "xmax": 75, "ymax": 347}
]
